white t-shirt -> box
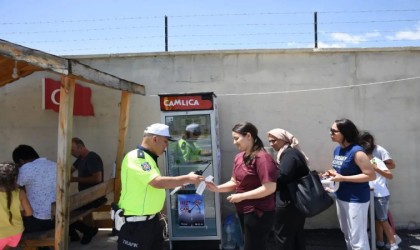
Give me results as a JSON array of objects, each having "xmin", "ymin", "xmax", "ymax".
[
  {"xmin": 369, "ymin": 157, "xmax": 390, "ymax": 197},
  {"xmin": 373, "ymin": 145, "xmax": 392, "ymax": 162},
  {"xmin": 17, "ymin": 158, "xmax": 57, "ymax": 220}
]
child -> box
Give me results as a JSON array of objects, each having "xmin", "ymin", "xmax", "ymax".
[
  {"xmin": 361, "ymin": 144, "xmax": 399, "ymax": 250},
  {"xmin": 0, "ymin": 162, "xmax": 32, "ymax": 250}
]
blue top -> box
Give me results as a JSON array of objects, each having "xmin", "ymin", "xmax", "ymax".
[{"xmin": 332, "ymin": 144, "xmax": 370, "ymax": 203}]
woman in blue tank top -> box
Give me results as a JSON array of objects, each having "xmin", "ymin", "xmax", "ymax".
[{"xmin": 325, "ymin": 118, "xmax": 375, "ymax": 250}]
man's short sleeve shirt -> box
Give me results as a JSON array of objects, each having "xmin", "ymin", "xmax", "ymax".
[
  {"xmin": 73, "ymin": 151, "xmax": 104, "ymax": 191},
  {"xmin": 17, "ymin": 158, "xmax": 57, "ymax": 220}
]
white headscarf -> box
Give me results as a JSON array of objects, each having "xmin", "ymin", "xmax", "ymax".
[{"xmin": 267, "ymin": 128, "xmax": 309, "ymax": 165}]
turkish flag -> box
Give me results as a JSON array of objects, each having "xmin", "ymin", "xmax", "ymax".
[{"xmin": 43, "ymin": 78, "xmax": 95, "ymax": 116}]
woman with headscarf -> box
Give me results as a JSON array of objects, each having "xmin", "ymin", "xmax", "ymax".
[{"xmin": 266, "ymin": 128, "xmax": 309, "ymax": 250}]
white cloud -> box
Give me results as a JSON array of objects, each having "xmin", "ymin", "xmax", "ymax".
[
  {"xmin": 329, "ymin": 31, "xmax": 380, "ymax": 44},
  {"xmin": 317, "ymin": 42, "xmax": 347, "ymax": 48},
  {"xmin": 286, "ymin": 42, "xmax": 298, "ymax": 47},
  {"xmin": 387, "ymin": 24, "xmax": 420, "ymax": 41}
]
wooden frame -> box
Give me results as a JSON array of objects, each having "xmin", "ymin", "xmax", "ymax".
[
  {"xmin": 0, "ymin": 39, "xmax": 144, "ymax": 250},
  {"xmin": 21, "ymin": 179, "xmax": 115, "ymax": 250}
]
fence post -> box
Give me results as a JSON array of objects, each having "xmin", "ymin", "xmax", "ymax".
[
  {"xmin": 314, "ymin": 12, "xmax": 318, "ymax": 48},
  {"xmin": 370, "ymin": 188, "xmax": 375, "ymax": 249},
  {"xmin": 165, "ymin": 15, "xmax": 168, "ymax": 52}
]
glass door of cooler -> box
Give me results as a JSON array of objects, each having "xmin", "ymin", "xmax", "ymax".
[{"xmin": 164, "ymin": 112, "xmax": 220, "ymax": 239}]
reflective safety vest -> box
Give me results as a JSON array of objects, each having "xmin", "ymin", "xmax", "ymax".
[
  {"xmin": 118, "ymin": 149, "xmax": 165, "ymax": 215},
  {"xmin": 177, "ymin": 139, "xmax": 201, "ymax": 163}
]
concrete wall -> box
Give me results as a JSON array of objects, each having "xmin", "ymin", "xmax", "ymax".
[{"xmin": 1, "ymin": 47, "xmax": 419, "ymax": 229}]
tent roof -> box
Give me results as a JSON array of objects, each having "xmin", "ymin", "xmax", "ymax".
[{"xmin": 0, "ymin": 39, "xmax": 145, "ymax": 94}]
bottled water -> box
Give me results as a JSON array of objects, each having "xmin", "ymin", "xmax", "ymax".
[{"xmin": 222, "ymin": 215, "xmax": 236, "ymax": 250}]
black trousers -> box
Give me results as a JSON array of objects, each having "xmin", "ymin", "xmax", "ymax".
[
  {"xmin": 238, "ymin": 210, "xmax": 275, "ymax": 250},
  {"xmin": 69, "ymin": 197, "xmax": 107, "ymax": 236},
  {"xmin": 268, "ymin": 201, "xmax": 306, "ymax": 250},
  {"xmin": 117, "ymin": 215, "xmax": 164, "ymax": 250},
  {"xmin": 69, "ymin": 220, "xmax": 92, "ymax": 236},
  {"xmin": 22, "ymin": 216, "xmax": 55, "ymax": 233}
]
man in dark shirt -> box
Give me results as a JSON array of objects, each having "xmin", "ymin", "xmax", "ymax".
[{"xmin": 69, "ymin": 137, "xmax": 106, "ymax": 245}]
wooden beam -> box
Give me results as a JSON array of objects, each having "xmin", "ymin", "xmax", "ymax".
[
  {"xmin": 51, "ymin": 179, "xmax": 115, "ymax": 214},
  {"xmin": 114, "ymin": 91, "xmax": 132, "ymax": 202},
  {"xmin": 69, "ymin": 60, "xmax": 145, "ymax": 95},
  {"xmin": 1, "ymin": 39, "xmax": 146, "ymax": 95},
  {"xmin": 55, "ymin": 76, "xmax": 75, "ymax": 250},
  {"xmin": 0, "ymin": 40, "xmax": 69, "ymax": 75}
]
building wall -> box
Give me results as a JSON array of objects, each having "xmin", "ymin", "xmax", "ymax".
[{"xmin": 1, "ymin": 48, "xmax": 419, "ymax": 229}]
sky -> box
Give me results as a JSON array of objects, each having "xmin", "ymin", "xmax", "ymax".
[{"xmin": 1, "ymin": 0, "xmax": 420, "ymax": 56}]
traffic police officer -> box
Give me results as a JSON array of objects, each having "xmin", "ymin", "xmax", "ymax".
[
  {"xmin": 117, "ymin": 123, "xmax": 204, "ymax": 250},
  {"xmin": 177, "ymin": 123, "xmax": 204, "ymax": 163}
]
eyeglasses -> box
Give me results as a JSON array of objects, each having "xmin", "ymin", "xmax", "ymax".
[
  {"xmin": 268, "ymin": 139, "xmax": 277, "ymax": 144},
  {"xmin": 329, "ymin": 128, "xmax": 340, "ymax": 135}
]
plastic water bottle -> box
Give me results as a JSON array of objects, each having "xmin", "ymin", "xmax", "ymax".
[{"xmin": 222, "ymin": 215, "xmax": 236, "ymax": 250}]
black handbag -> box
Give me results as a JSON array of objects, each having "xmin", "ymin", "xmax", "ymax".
[{"xmin": 287, "ymin": 170, "xmax": 334, "ymax": 217}]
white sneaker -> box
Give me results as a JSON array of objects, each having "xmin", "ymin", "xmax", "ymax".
[
  {"xmin": 394, "ymin": 234, "xmax": 402, "ymax": 245},
  {"xmin": 390, "ymin": 243, "xmax": 400, "ymax": 250}
]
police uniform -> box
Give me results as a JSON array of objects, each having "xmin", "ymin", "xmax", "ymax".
[
  {"xmin": 177, "ymin": 138, "xmax": 201, "ymax": 163},
  {"xmin": 117, "ymin": 146, "xmax": 165, "ymax": 250}
]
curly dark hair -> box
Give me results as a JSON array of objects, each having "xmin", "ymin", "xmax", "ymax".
[{"xmin": 0, "ymin": 162, "xmax": 19, "ymax": 224}]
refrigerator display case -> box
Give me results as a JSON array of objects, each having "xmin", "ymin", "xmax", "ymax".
[{"xmin": 159, "ymin": 92, "xmax": 222, "ymax": 249}]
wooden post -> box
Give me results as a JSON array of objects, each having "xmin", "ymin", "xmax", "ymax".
[
  {"xmin": 55, "ymin": 76, "xmax": 75, "ymax": 250},
  {"xmin": 114, "ymin": 91, "xmax": 132, "ymax": 202}
]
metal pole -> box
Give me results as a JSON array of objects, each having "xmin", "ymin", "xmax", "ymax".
[
  {"xmin": 165, "ymin": 15, "xmax": 168, "ymax": 52},
  {"xmin": 314, "ymin": 12, "xmax": 318, "ymax": 48},
  {"xmin": 370, "ymin": 189, "xmax": 375, "ymax": 249}
]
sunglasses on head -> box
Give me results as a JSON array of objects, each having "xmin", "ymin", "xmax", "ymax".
[{"xmin": 329, "ymin": 128, "xmax": 340, "ymax": 135}]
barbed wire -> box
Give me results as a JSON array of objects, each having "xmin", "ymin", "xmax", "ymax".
[
  {"xmin": 2, "ymin": 9, "xmax": 420, "ymax": 25},
  {"xmin": 2, "ymin": 19, "xmax": 419, "ymax": 31},
  {"xmin": 2, "ymin": 9, "xmax": 419, "ymax": 55},
  {"xmin": 1, "ymin": 28, "xmax": 413, "ymax": 38},
  {"xmin": 43, "ymin": 38, "xmax": 417, "ymax": 54}
]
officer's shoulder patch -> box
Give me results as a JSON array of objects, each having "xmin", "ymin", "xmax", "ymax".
[
  {"xmin": 137, "ymin": 149, "xmax": 145, "ymax": 159},
  {"xmin": 141, "ymin": 162, "xmax": 152, "ymax": 172}
]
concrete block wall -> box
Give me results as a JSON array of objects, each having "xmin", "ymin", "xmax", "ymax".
[{"xmin": 1, "ymin": 47, "xmax": 419, "ymax": 229}]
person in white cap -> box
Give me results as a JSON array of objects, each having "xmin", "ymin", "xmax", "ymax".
[
  {"xmin": 116, "ymin": 123, "xmax": 204, "ymax": 250},
  {"xmin": 177, "ymin": 123, "xmax": 210, "ymax": 164}
]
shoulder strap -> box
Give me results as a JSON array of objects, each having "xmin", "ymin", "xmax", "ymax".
[
  {"xmin": 285, "ymin": 147, "xmax": 310, "ymax": 176},
  {"xmin": 137, "ymin": 149, "xmax": 145, "ymax": 159}
]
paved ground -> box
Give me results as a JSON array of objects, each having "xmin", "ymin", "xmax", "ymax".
[
  {"xmin": 305, "ymin": 229, "xmax": 420, "ymax": 250},
  {"xmin": 65, "ymin": 228, "xmax": 420, "ymax": 250}
]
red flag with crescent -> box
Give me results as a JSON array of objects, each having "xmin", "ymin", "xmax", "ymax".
[{"xmin": 43, "ymin": 78, "xmax": 95, "ymax": 116}]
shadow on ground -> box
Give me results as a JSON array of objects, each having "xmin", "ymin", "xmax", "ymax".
[{"xmin": 306, "ymin": 228, "xmax": 420, "ymax": 250}]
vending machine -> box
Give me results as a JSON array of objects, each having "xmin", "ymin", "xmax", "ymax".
[{"xmin": 159, "ymin": 92, "xmax": 222, "ymax": 249}]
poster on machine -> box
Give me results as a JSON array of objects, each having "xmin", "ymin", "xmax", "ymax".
[{"xmin": 178, "ymin": 193, "xmax": 205, "ymax": 227}]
